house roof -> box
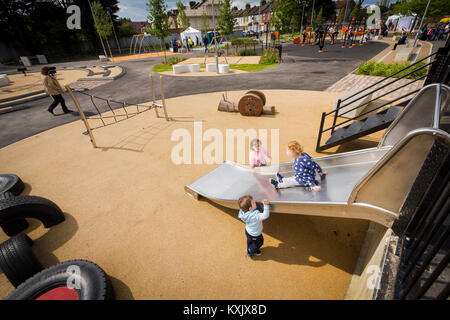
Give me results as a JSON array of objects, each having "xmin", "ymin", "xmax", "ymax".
[
  {"xmin": 260, "ymin": 2, "xmax": 274, "ymax": 14},
  {"xmin": 247, "ymin": 5, "xmax": 260, "ymax": 16}
]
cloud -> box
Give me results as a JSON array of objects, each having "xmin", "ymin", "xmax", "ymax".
[
  {"xmin": 116, "ymin": 0, "xmax": 398, "ymax": 21},
  {"xmin": 117, "ymin": 0, "xmax": 264, "ymax": 21}
]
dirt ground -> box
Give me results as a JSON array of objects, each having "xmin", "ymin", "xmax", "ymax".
[{"xmin": 0, "ymin": 90, "xmax": 383, "ymax": 299}]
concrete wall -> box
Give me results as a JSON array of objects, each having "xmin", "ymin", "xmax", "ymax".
[
  {"xmin": 0, "ymin": 35, "xmax": 182, "ymax": 63},
  {"xmin": 345, "ymin": 222, "xmax": 392, "ymax": 300}
]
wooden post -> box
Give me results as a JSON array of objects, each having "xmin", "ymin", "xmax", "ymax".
[
  {"xmin": 149, "ymin": 74, "xmax": 159, "ymax": 118},
  {"xmin": 65, "ymin": 84, "xmax": 97, "ymax": 148},
  {"xmin": 160, "ymin": 76, "xmax": 169, "ymax": 121}
]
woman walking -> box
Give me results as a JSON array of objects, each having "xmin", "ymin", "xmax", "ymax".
[{"xmin": 41, "ymin": 66, "xmax": 73, "ymax": 115}]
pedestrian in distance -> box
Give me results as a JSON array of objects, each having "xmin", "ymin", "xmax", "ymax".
[{"xmin": 41, "ymin": 66, "xmax": 73, "ymax": 116}]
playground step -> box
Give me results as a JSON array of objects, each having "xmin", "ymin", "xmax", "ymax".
[
  {"xmin": 382, "ymin": 106, "xmax": 402, "ymax": 123},
  {"xmin": 324, "ymin": 106, "xmax": 403, "ymax": 150},
  {"xmin": 360, "ymin": 114, "xmax": 383, "ymax": 132}
]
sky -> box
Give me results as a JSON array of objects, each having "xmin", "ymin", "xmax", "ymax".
[{"xmin": 117, "ymin": 0, "xmax": 392, "ymax": 22}]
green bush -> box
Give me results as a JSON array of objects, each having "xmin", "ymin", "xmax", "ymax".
[
  {"xmin": 229, "ymin": 37, "xmax": 258, "ymax": 46},
  {"xmin": 259, "ymin": 48, "xmax": 279, "ymax": 64},
  {"xmin": 354, "ymin": 61, "xmax": 427, "ymax": 79},
  {"xmin": 238, "ymin": 49, "xmax": 257, "ymax": 56},
  {"xmin": 161, "ymin": 56, "xmax": 186, "ymax": 66}
]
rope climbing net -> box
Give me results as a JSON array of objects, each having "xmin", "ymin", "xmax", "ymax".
[
  {"xmin": 75, "ymin": 90, "xmax": 165, "ymax": 131},
  {"xmin": 64, "ymin": 75, "xmax": 169, "ymax": 148}
]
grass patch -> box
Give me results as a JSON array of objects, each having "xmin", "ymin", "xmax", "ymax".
[
  {"xmin": 354, "ymin": 61, "xmax": 428, "ymax": 79},
  {"xmin": 152, "ymin": 56, "xmax": 187, "ymax": 72},
  {"xmin": 230, "ymin": 63, "xmax": 278, "ymax": 72},
  {"xmin": 152, "ymin": 64, "xmax": 173, "ymax": 72}
]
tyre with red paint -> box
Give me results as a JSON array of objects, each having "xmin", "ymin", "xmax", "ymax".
[{"xmin": 5, "ymin": 260, "xmax": 114, "ymax": 300}]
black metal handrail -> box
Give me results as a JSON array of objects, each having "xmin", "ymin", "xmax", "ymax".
[
  {"xmin": 330, "ymin": 74, "xmax": 427, "ymax": 119},
  {"xmin": 315, "ymin": 49, "xmax": 443, "ymax": 152},
  {"xmin": 325, "ymin": 60, "xmax": 433, "ymax": 117},
  {"xmin": 321, "ymin": 88, "xmax": 421, "ymax": 134},
  {"xmin": 336, "ymin": 52, "xmax": 437, "ymax": 106},
  {"xmin": 395, "ymin": 147, "xmax": 450, "ymax": 300}
]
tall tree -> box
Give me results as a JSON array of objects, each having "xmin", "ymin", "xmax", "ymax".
[
  {"xmin": 201, "ymin": 12, "xmax": 210, "ymax": 35},
  {"xmin": 176, "ymin": 0, "xmax": 190, "ymax": 31},
  {"xmin": 218, "ymin": 0, "xmax": 236, "ymax": 36},
  {"xmin": 393, "ymin": 0, "xmax": 450, "ymax": 19},
  {"xmin": 146, "ymin": 0, "xmax": 170, "ymax": 63},
  {"xmin": 118, "ymin": 18, "xmax": 135, "ymax": 37},
  {"xmin": 314, "ymin": 7, "xmax": 323, "ymax": 24},
  {"xmin": 91, "ymin": 0, "xmax": 114, "ymax": 58},
  {"xmin": 271, "ymin": 0, "xmax": 300, "ymax": 33},
  {"xmin": 338, "ymin": 7, "xmax": 345, "ymax": 22}
]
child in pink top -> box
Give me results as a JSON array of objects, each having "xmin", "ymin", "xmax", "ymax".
[{"xmin": 249, "ymin": 139, "xmax": 271, "ymax": 168}]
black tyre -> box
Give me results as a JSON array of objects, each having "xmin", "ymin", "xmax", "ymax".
[
  {"xmin": 0, "ymin": 195, "xmax": 65, "ymax": 236},
  {"xmin": 0, "ymin": 174, "xmax": 25, "ymax": 196},
  {"xmin": 5, "ymin": 260, "xmax": 114, "ymax": 300},
  {"xmin": 0, "ymin": 192, "xmax": 29, "ymax": 237},
  {"xmin": 0, "ymin": 233, "xmax": 43, "ymax": 287}
]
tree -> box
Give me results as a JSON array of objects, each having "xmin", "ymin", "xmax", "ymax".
[
  {"xmin": 290, "ymin": 15, "xmax": 298, "ymax": 34},
  {"xmin": 146, "ymin": 0, "xmax": 170, "ymax": 63},
  {"xmin": 314, "ymin": 7, "xmax": 323, "ymax": 24},
  {"xmin": 393, "ymin": 0, "xmax": 450, "ymax": 20},
  {"xmin": 338, "ymin": 7, "xmax": 345, "ymax": 22},
  {"xmin": 218, "ymin": 0, "xmax": 236, "ymax": 36},
  {"xmin": 91, "ymin": 1, "xmax": 114, "ymax": 58},
  {"xmin": 349, "ymin": 1, "xmax": 359, "ymax": 20},
  {"xmin": 118, "ymin": 18, "xmax": 135, "ymax": 37},
  {"xmin": 176, "ymin": 0, "xmax": 190, "ymax": 31},
  {"xmin": 271, "ymin": 0, "xmax": 300, "ymax": 33},
  {"xmin": 201, "ymin": 12, "xmax": 210, "ymax": 35}
]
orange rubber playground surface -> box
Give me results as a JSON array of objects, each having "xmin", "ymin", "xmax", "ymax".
[{"xmin": 110, "ymin": 51, "xmax": 179, "ymax": 62}]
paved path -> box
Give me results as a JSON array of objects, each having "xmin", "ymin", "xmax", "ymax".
[
  {"xmin": 325, "ymin": 73, "xmax": 425, "ymax": 100},
  {"xmin": 0, "ymin": 41, "xmax": 388, "ymax": 148}
]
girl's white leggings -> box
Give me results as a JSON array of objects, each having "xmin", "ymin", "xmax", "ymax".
[{"xmin": 278, "ymin": 176, "xmax": 302, "ymax": 189}]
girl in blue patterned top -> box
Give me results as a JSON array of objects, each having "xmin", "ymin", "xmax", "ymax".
[{"xmin": 270, "ymin": 141, "xmax": 327, "ymax": 191}]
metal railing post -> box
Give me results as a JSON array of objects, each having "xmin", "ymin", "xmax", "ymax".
[
  {"xmin": 316, "ymin": 112, "xmax": 326, "ymax": 153},
  {"xmin": 332, "ymin": 99, "xmax": 341, "ymax": 134},
  {"xmin": 160, "ymin": 76, "xmax": 169, "ymax": 121},
  {"xmin": 150, "ymin": 74, "xmax": 159, "ymax": 118},
  {"xmin": 65, "ymin": 84, "xmax": 97, "ymax": 148}
]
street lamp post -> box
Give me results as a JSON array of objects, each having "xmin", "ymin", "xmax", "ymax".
[
  {"xmin": 343, "ymin": 0, "xmax": 349, "ymax": 25},
  {"xmin": 413, "ymin": 0, "xmax": 432, "ymax": 48},
  {"xmin": 300, "ymin": 1, "xmax": 306, "ymax": 34},
  {"xmin": 108, "ymin": 9, "xmax": 122, "ymax": 55}
]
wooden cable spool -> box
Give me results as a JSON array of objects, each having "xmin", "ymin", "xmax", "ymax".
[
  {"xmin": 245, "ymin": 90, "xmax": 266, "ymax": 106},
  {"xmin": 238, "ymin": 93, "xmax": 264, "ymax": 116}
]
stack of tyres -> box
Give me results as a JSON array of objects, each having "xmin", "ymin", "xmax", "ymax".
[{"xmin": 0, "ymin": 173, "xmax": 114, "ymax": 300}]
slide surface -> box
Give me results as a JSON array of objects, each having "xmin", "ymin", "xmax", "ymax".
[{"xmin": 185, "ymin": 148, "xmax": 390, "ymax": 208}]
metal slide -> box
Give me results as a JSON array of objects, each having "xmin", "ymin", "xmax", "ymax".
[{"xmin": 185, "ymin": 84, "xmax": 450, "ymax": 227}]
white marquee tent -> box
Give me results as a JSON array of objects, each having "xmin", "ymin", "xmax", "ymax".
[{"xmin": 180, "ymin": 26, "xmax": 203, "ymax": 46}]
